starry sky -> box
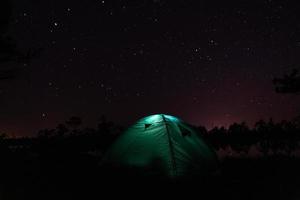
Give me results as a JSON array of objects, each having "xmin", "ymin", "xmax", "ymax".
[{"xmin": 1, "ymin": 0, "xmax": 300, "ymax": 136}]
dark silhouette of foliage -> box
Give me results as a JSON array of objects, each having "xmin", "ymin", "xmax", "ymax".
[
  {"xmin": 272, "ymin": 69, "xmax": 300, "ymax": 155},
  {"xmin": 65, "ymin": 116, "xmax": 82, "ymax": 134},
  {"xmin": 0, "ymin": 0, "xmax": 41, "ymax": 81},
  {"xmin": 227, "ymin": 122, "xmax": 251, "ymax": 154},
  {"xmin": 1, "ymin": 114, "xmax": 299, "ymax": 161},
  {"xmin": 273, "ymin": 69, "xmax": 300, "ymax": 94},
  {"xmin": 199, "ymin": 118, "xmax": 300, "ymax": 157},
  {"xmin": 56, "ymin": 124, "xmax": 69, "ymax": 137}
]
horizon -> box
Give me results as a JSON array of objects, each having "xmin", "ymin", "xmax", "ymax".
[{"xmin": 3, "ymin": 112, "xmax": 299, "ymax": 137}]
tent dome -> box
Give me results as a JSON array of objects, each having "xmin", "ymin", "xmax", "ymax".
[{"xmin": 102, "ymin": 114, "xmax": 218, "ymax": 178}]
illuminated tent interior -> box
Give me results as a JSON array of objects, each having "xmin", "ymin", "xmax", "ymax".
[{"xmin": 102, "ymin": 114, "xmax": 218, "ymax": 178}]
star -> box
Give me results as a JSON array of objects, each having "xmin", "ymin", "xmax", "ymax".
[{"xmin": 3, "ymin": 0, "xmax": 300, "ymax": 136}]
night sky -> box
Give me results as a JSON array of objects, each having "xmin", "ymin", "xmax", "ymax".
[{"xmin": 2, "ymin": 0, "xmax": 300, "ymax": 136}]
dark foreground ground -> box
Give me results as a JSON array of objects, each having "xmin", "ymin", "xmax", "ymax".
[{"xmin": 1, "ymin": 152, "xmax": 300, "ymax": 200}]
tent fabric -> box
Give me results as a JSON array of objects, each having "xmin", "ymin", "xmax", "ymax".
[{"xmin": 102, "ymin": 114, "xmax": 218, "ymax": 178}]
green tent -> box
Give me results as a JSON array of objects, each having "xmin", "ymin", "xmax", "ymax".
[{"xmin": 102, "ymin": 114, "xmax": 218, "ymax": 178}]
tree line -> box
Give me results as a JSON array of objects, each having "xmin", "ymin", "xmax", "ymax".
[
  {"xmin": 0, "ymin": 115, "xmax": 300, "ymax": 158},
  {"xmin": 198, "ymin": 118, "xmax": 300, "ymax": 156}
]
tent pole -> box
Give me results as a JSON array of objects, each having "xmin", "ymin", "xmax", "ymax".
[{"xmin": 162, "ymin": 114, "xmax": 177, "ymax": 177}]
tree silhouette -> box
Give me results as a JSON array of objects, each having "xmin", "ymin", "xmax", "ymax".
[
  {"xmin": 207, "ymin": 126, "xmax": 228, "ymax": 151},
  {"xmin": 56, "ymin": 124, "xmax": 69, "ymax": 137},
  {"xmin": 66, "ymin": 116, "xmax": 82, "ymax": 133},
  {"xmin": 273, "ymin": 69, "xmax": 300, "ymax": 155},
  {"xmin": 227, "ymin": 122, "xmax": 251, "ymax": 154},
  {"xmin": 96, "ymin": 115, "xmax": 121, "ymax": 151},
  {"xmin": 273, "ymin": 69, "xmax": 300, "ymax": 94},
  {"xmin": 97, "ymin": 115, "xmax": 113, "ymax": 134},
  {"xmin": 0, "ymin": 0, "xmax": 41, "ymax": 80},
  {"xmin": 0, "ymin": 133, "xmax": 7, "ymax": 140},
  {"xmin": 37, "ymin": 128, "xmax": 56, "ymax": 139}
]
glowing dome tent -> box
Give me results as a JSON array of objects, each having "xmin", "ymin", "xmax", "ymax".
[{"xmin": 102, "ymin": 114, "xmax": 218, "ymax": 178}]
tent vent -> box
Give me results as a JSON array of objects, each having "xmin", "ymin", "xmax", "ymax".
[
  {"xmin": 144, "ymin": 124, "xmax": 152, "ymax": 129},
  {"xmin": 179, "ymin": 125, "xmax": 191, "ymax": 137}
]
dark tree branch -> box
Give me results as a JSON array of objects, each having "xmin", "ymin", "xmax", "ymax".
[{"xmin": 273, "ymin": 69, "xmax": 300, "ymax": 94}]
